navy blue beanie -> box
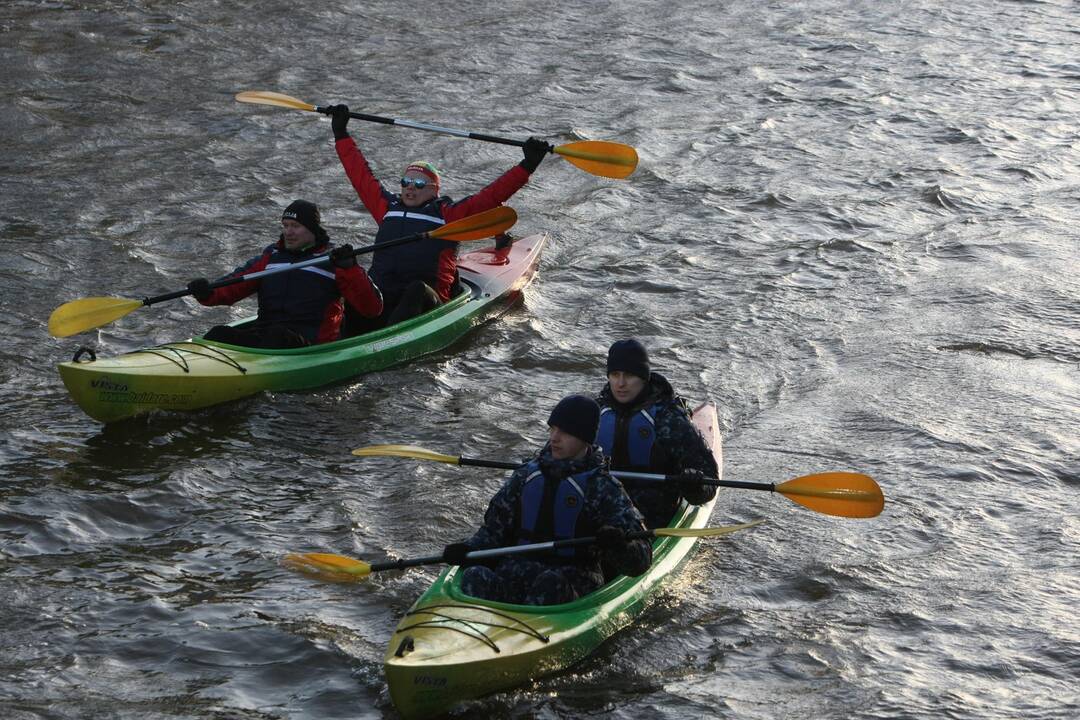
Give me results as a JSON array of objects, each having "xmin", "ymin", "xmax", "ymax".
[
  {"xmin": 607, "ymin": 338, "xmax": 651, "ymax": 380},
  {"xmin": 547, "ymin": 394, "xmax": 600, "ymax": 444}
]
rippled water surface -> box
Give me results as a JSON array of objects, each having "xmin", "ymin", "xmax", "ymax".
[{"xmin": 2, "ymin": 1, "xmax": 1078, "ymax": 718}]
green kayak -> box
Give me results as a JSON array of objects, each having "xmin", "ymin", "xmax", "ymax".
[
  {"xmin": 383, "ymin": 402, "xmax": 723, "ymax": 719},
  {"xmin": 58, "ymin": 234, "xmax": 546, "ymax": 423}
]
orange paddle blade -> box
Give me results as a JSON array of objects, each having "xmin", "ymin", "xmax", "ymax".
[
  {"xmin": 429, "ymin": 206, "xmax": 517, "ymax": 241},
  {"xmin": 48, "ymin": 297, "xmax": 144, "ymax": 338},
  {"xmin": 352, "ymin": 444, "xmax": 461, "ymax": 464},
  {"xmin": 282, "ymin": 553, "xmax": 372, "ymax": 582},
  {"xmin": 776, "ymin": 472, "xmax": 884, "ymax": 518},
  {"xmin": 553, "ymin": 140, "xmax": 639, "ymax": 179},
  {"xmin": 234, "ymin": 91, "xmax": 316, "ymax": 112}
]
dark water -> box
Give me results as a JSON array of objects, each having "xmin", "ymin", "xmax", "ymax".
[{"xmin": 2, "ymin": 1, "xmax": 1078, "ymax": 718}]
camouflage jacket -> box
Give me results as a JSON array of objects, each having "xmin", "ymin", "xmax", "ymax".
[
  {"xmin": 596, "ymin": 372, "xmax": 718, "ymax": 528},
  {"xmin": 463, "ymin": 444, "xmax": 652, "ymax": 577}
]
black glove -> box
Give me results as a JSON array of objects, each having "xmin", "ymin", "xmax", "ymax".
[
  {"xmin": 677, "ymin": 468, "xmax": 708, "ymax": 485},
  {"xmin": 330, "ymin": 104, "xmax": 351, "ymax": 140},
  {"xmin": 520, "ymin": 136, "xmax": 552, "ymax": 173},
  {"xmin": 329, "ymin": 244, "xmax": 356, "ymax": 269},
  {"xmin": 442, "ymin": 542, "xmax": 472, "ymax": 566},
  {"xmin": 187, "ymin": 277, "xmax": 212, "ymax": 301},
  {"xmin": 595, "ymin": 526, "xmax": 627, "ymax": 552}
]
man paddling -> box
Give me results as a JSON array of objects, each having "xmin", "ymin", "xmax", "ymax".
[
  {"xmin": 441, "ymin": 395, "xmax": 652, "ymax": 605},
  {"xmin": 595, "ymin": 339, "xmax": 718, "ymax": 528},
  {"xmin": 327, "ymin": 104, "xmax": 549, "ymax": 336},
  {"xmin": 186, "ymin": 200, "xmax": 383, "ymax": 348}
]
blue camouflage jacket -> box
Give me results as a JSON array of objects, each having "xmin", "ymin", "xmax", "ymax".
[
  {"xmin": 464, "ymin": 444, "xmax": 652, "ymax": 577},
  {"xmin": 597, "ymin": 372, "xmax": 718, "ymax": 528}
]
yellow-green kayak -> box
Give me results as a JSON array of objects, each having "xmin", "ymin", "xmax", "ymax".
[
  {"xmin": 58, "ymin": 235, "xmax": 546, "ymax": 423},
  {"xmin": 384, "ymin": 402, "xmax": 723, "ymax": 719}
]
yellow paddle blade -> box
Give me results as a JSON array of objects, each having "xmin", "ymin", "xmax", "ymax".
[
  {"xmin": 429, "ymin": 206, "xmax": 517, "ymax": 242},
  {"xmin": 282, "ymin": 552, "xmax": 372, "ymax": 582},
  {"xmin": 654, "ymin": 519, "xmax": 765, "ymax": 538},
  {"xmin": 234, "ymin": 90, "xmax": 317, "ymax": 112},
  {"xmin": 48, "ymin": 297, "xmax": 144, "ymax": 338},
  {"xmin": 351, "ymin": 444, "xmax": 462, "ymax": 465},
  {"xmin": 553, "ymin": 140, "xmax": 639, "ymax": 179},
  {"xmin": 777, "ymin": 472, "xmax": 884, "ymax": 518}
]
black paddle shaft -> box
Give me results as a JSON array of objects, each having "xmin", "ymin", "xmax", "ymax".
[
  {"xmin": 459, "ymin": 456, "xmax": 522, "ymax": 471},
  {"xmin": 457, "ymin": 458, "xmax": 775, "ymax": 493},
  {"xmin": 314, "ymin": 105, "xmax": 527, "ymax": 149}
]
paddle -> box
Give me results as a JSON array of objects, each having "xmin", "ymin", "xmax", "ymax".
[
  {"xmin": 352, "ymin": 444, "xmax": 885, "ymax": 519},
  {"xmin": 235, "ymin": 90, "xmax": 639, "ymax": 180},
  {"xmin": 47, "ymin": 206, "xmax": 517, "ymax": 338},
  {"xmin": 284, "ymin": 520, "xmax": 763, "ymax": 583}
]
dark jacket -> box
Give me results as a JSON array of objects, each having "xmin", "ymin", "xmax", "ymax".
[
  {"xmin": 197, "ymin": 237, "xmax": 382, "ymax": 344},
  {"xmin": 464, "ymin": 444, "xmax": 652, "ymax": 578},
  {"xmin": 596, "ymin": 372, "xmax": 718, "ymax": 528}
]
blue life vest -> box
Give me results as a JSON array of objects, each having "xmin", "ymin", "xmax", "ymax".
[
  {"xmin": 517, "ymin": 461, "xmax": 596, "ymax": 558},
  {"xmin": 255, "ymin": 245, "xmax": 339, "ymax": 342},
  {"xmin": 596, "ymin": 403, "xmax": 662, "ymax": 471},
  {"xmin": 371, "ymin": 199, "xmax": 456, "ymax": 297}
]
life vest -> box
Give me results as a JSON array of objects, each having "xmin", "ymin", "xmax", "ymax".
[
  {"xmin": 596, "ymin": 403, "xmax": 664, "ymax": 471},
  {"xmin": 517, "ymin": 462, "xmax": 596, "ymax": 559},
  {"xmin": 370, "ymin": 199, "xmax": 456, "ymax": 297},
  {"xmin": 256, "ymin": 246, "xmax": 340, "ymax": 342}
]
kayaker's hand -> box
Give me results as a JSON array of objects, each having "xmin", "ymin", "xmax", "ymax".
[
  {"xmin": 330, "ymin": 244, "xmax": 357, "ymax": 269},
  {"xmin": 187, "ymin": 278, "xmax": 212, "ymax": 301},
  {"xmin": 595, "ymin": 526, "xmax": 626, "ymax": 551},
  {"xmin": 442, "ymin": 542, "xmax": 472, "ymax": 566},
  {"xmin": 329, "ymin": 104, "xmax": 351, "ymax": 140},
  {"xmin": 677, "ymin": 468, "xmax": 708, "ymax": 486},
  {"xmin": 520, "ymin": 137, "xmax": 552, "ymax": 173}
]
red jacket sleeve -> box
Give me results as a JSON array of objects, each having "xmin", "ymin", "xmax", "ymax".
[
  {"xmin": 433, "ymin": 247, "xmax": 457, "ymax": 303},
  {"xmin": 428, "ymin": 164, "xmax": 530, "ymax": 301},
  {"xmin": 197, "ymin": 249, "xmax": 272, "ymax": 306},
  {"xmin": 440, "ymin": 164, "xmax": 531, "ymax": 223},
  {"xmin": 336, "ymin": 265, "xmax": 383, "ymax": 318},
  {"xmin": 335, "ymin": 136, "xmax": 390, "ymax": 223}
]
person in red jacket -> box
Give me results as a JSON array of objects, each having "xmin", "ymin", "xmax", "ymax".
[
  {"xmin": 327, "ymin": 104, "xmax": 550, "ymax": 337},
  {"xmin": 186, "ymin": 200, "xmax": 383, "ymax": 348}
]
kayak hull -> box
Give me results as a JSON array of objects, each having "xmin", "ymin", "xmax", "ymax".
[
  {"xmin": 384, "ymin": 403, "xmax": 722, "ymax": 719},
  {"xmin": 57, "ymin": 235, "xmax": 546, "ymax": 422}
]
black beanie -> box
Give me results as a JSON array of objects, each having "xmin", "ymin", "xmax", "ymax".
[
  {"xmin": 282, "ymin": 200, "xmax": 328, "ymax": 242},
  {"xmin": 607, "ymin": 338, "xmax": 651, "ymax": 380},
  {"xmin": 547, "ymin": 394, "xmax": 601, "ymax": 444}
]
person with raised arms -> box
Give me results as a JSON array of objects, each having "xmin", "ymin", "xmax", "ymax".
[
  {"xmin": 440, "ymin": 395, "xmax": 652, "ymax": 606},
  {"xmin": 186, "ymin": 200, "xmax": 382, "ymax": 348},
  {"xmin": 326, "ymin": 104, "xmax": 550, "ymax": 336},
  {"xmin": 595, "ymin": 339, "xmax": 718, "ymax": 528}
]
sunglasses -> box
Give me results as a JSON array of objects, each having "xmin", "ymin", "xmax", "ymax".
[{"xmin": 400, "ymin": 177, "xmax": 430, "ymax": 190}]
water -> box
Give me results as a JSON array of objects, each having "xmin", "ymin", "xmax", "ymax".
[{"xmin": 2, "ymin": 1, "xmax": 1078, "ymax": 718}]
